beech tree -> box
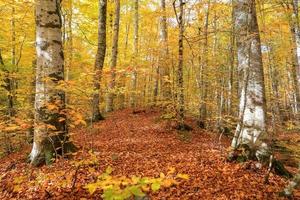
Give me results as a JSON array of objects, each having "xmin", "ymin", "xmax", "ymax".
[
  {"xmin": 92, "ymin": 0, "xmax": 107, "ymax": 121},
  {"xmin": 230, "ymin": 0, "xmax": 268, "ymax": 158},
  {"xmin": 130, "ymin": 0, "xmax": 139, "ymax": 108},
  {"xmin": 174, "ymin": 0, "xmax": 185, "ymax": 129},
  {"xmin": 159, "ymin": 0, "xmax": 170, "ymax": 101},
  {"xmin": 29, "ymin": 0, "xmax": 75, "ymax": 166},
  {"xmin": 106, "ymin": 0, "xmax": 120, "ymax": 112}
]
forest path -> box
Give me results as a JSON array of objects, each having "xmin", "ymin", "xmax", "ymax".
[
  {"xmin": 0, "ymin": 109, "xmax": 296, "ymax": 199},
  {"xmin": 73, "ymin": 109, "xmax": 289, "ymax": 199}
]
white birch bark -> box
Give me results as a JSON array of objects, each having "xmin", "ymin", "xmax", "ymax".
[
  {"xmin": 231, "ymin": 0, "xmax": 268, "ymax": 157},
  {"xmin": 30, "ymin": 0, "xmax": 73, "ymax": 165}
]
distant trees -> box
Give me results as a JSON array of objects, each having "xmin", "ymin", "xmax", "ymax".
[
  {"xmin": 30, "ymin": 0, "xmax": 75, "ymax": 166},
  {"xmin": 92, "ymin": 0, "xmax": 107, "ymax": 122},
  {"xmin": 230, "ymin": 0, "xmax": 268, "ymax": 158}
]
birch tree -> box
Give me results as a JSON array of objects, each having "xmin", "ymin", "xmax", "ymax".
[
  {"xmin": 29, "ymin": 0, "xmax": 75, "ymax": 166},
  {"xmin": 92, "ymin": 0, "xmax": 107, "ymax": 121},
  {"xmin": 289, "ymin": 0, "xmax": 300, "ymax": 114},
  {"xmin": 230, "ymin": 0, "xmax": 269, "ymax": 159},
  {"xmin": 106, "ymin": 0, "xmax": 120, "ymax": 112}
]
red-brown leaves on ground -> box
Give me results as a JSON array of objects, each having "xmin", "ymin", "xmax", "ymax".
[{"xmin": 0, "ymin": 109, "xmax": 299, "ymax": 199}]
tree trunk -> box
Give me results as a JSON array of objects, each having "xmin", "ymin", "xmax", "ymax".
[
  {"xmin": 198, "ymin": 0, "xmax": 210, "ymax": 128},
  {"xmin": 92, "ymin": 0, "xmax": 107, "ymax": 122},
  {"xmin": 65, "ymin": 0, "xmax": 73, "ymax": 82},
  {"xmin": 106, "ymin": 0, "xmax": 120, "ymax": 112},
  {"xmin": 290, "ymin": 0, "xmax": 300, "ymax": 115},
  {"xmin": 227, "ymin": 0, "xmax": 236, "ymax": 116},
  {"xmin": 176, "ymin": 0, "xmax": 185, "ymax": 129},
  {"xmin": 157, "ymin": 0, "xmax": 171, "ymax": 103},
  {"xmin": 30, "ymin": 0, "xmax": 76, "ymax": 166},
  {"xmin": 231, "ymin": 0, "xmax": 268, "ymax": 159},
  {"xmin": 8, "ymin": 0, "xmax": 16, "ymax": 117},
  {"xmin": 130, "ymin": 0, "xmax": 139, "ymax": 108}
]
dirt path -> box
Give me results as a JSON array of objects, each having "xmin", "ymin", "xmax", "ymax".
[{"xmin": 0, "ymin": 109, "xmax": 297, "ymax": 199}]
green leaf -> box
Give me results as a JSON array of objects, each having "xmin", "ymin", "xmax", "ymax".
[
  {"xmin": 151, "ymin": 182, "xmax": 161, "ymax": 192},
  {"xmin": 129, "ymin": 186, "xmax": 145, "ymax": 197},
  {"xmin": 102, "ymin": 188, "xmax": 114, "ymax": 200}
]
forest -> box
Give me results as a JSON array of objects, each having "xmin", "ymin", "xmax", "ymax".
[{"xmin": 0, "ymin": 0, "xmax": 300, "ymax": 199}]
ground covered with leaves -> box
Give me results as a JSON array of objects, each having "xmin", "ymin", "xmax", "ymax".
[{"xmin": 0, "ymin": 109, "xmax": 299, "ymax": 199}]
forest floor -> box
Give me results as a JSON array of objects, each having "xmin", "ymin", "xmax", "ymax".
[{"xmin": 0, "ymin": 109, "xmax": 299, "ymax": 199}]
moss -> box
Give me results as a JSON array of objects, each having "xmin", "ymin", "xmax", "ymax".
[
  {"xmin": 273, "ymin": 159, "xmax": 293, "ymax": 178},
  {"xmin": 45, "ymin": 149, "xmax": 54, "ymax": 165},
  {"xmin": 228, "ymin": 144, "xmax": 292, "ymax": 178}
]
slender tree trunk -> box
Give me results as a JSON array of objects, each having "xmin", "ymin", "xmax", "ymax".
[
  {"xmin": 130, "ymin": 0, "xmax": 139, "ymax": 108},
  {"xmin": 106, "ymin": 0, "xmax": 120, "ymax": 112},
  {"xmin": 65, "ymin": 0, "xmax": 73, "ymax": 82},
  {"xmin": 231, "ymin": 0, "xmax": 268, "ymax": 158},
  {"xmin": 30, "ymin": 0, "xmax": 75, "ymax": 166},
  {"xmin": 176, "ymin": 0, "xmax": 185, "ymax": 128},
  {"xmin": 92, "ymin": 0, "xmax": 107, "ymax": 122},
  {"xmin": 198, "ymin": 0, "xmax": 210, "ymax": 128},
  {"xmin": 227, "ymin": 0, "xmax": 235, "ymax": 116},
  {"xmin": 8, "ymin": 0, "xmax": 16, "ymax": 117},
  {"xmin": 159, "ymin": 0, "xmax": 171, "ymax": 102}
]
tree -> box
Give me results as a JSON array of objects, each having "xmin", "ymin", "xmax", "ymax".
[
  {"xmin": 106, "ymin": 0, "xmax": 120, "ymax": 112},
  {"xmin": 198, "ymin": 0, "xmax": 210, "ymax": 128},
  {"xmin": 289, "ymin": 0, "xmax": 300, "ymax": 114},
  {"xmin": 92, "ymin": 0, "xmax": 107, "ymax": 122},
  {"xmin": 230, "ymin": 0, "xmax": 268, "ymax": 159},
  {"xmin": 158, "ymin": 0, "xmax": 171, "ymax": 103},
  {"xmin": 174, "ymin": 0, "xmax": 185, "ymax": 129},
  {"xmin": 130, "ymin": 0, "xmax": 139, "ymax": 108},
  {"xmin": 29, "ymin": 0, "xmax": 76, "ymax": 166}
]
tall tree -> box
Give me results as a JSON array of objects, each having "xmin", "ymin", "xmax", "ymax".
[
  {"xmin": 130, "ymin": 0, "xmax": 139, "ymax": 108},
  {"xmin": 174, "ymin": 0, "xmax": 185, "ymax": 129},
  {"xmin": 198, "ymin": 0, "xmax": 210, "ymax": 128},
  {"xmin": 29, "ymin": 0, "xmax": 75, "ymax": 166},
  {"xmin": 92, "ymin": 0, "xmax": 107, "ymax": 121},
  {"xmin": 227, "ymin": 0, "xmax": 236, "ymax": 116},
  {"xmin": 230, "ymin": 0, "xmax": 268, "ymax": 158},
  {"xmin": 106, "ymin": 0, "xmax": 120, "ymax": 112},
  {"xmin": 289, "ymin": 0, "xmax": 300, "ymax": 114},
  {"xmin": 159, "ymin": 0, "xmax": 171, "ymax": 102}
]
